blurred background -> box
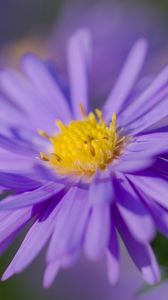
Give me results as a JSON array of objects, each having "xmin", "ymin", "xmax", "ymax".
[{"xmin": 0, "ymin": 0, "xmax": 168, "ymax": 299}]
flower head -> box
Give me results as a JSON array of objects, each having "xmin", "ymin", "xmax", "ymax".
[
  {"xmin": 39, "ymin": 109, "xmax": 126, "ymax": 177},
  {"xmin": 0, "ymin": 29, "xmax": 167, "ymax": 288}
]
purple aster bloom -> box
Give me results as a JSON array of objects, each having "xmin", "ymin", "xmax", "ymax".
[{"xmin": 0, "ymin": 28, "xmax": 167, "ymax": 289}]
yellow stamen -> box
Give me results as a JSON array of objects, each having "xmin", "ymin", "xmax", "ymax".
[
  {"xmin": 40, "ymin": 152, "xmax": 49, "ymax": 161},
  {"xmin": 80, "ymin": 103, "xmax": 87, "ymax": 118},
  {"xmin": 55, "ymin": 120, "xmax": 66, "ymax": 131},
  {"xmin": 95, "ymin": 109, "xmax": 104, "ymax": 124},
  {"xmin": 39, "ymin": 109, "xmax": 126, "ymax": 178},
  {"xmin": 38, "ymin": 130, "xmax": 50, "ymax": 139}
]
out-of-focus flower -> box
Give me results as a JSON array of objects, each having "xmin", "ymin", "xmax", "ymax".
[
  {"xmin": 0, "ymin": 28, "xmax": 167, "ymax": 289},
  {"xmin": 50, "ymin": 1, "xmax": 167, "ymax": 101}
]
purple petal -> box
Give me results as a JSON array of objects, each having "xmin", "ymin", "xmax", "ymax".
[
  {"xmin": 114, "ymin": 207, "xmax": 160, "ymax": 284},
  {"xmin": 1, "ymin": 201, "xmax": 59, "ymax": 280},
  {"xmin": 114, "ymin": 175, "xmax": 155, "ymax": 241},
  {"xmin": 84, "ymin": 202, "xmax": 110, "ymax": 260},
  {"xmin": 121, "ymin": 65, "xmax": 168, "ymax": 126},
  {"xmin": 106, "ymin": 221, "xmax": 120, "ymax": 284},
  {"xmin": 154, "ymin": 157, "xmax": 168, "ymax": 177},
  {"xmin": 32, "ymin": 164, "xmax": 59, "ymax": 182},
  {"xmin": 46, "ymin": 187, "xmax": 89, "ymax": 262},
  {"xmin": 44, "ymin": 250, "xmax": 79, "ymax": 288},
  {"xmin": 0, "ymin": 133, "xmax": 37, "ymax": 156},
  {"xmin": 0, "ymin": 211, "xmax": 11, "ymax": 222},
  {"xmin": 43, "ymin": 261, "xmax": 60, "ymax": 289},
  {"xmin": 125, "ymin": 134, "xmax": 168, "ymax": 158},
  {"xmin": 126, "ymin": 87, "xmax": 168, "ymax": 131},
  {"xmin": 114, "ymin": 156, "xmax": 154, "ymax": 173},
  {"xmin": 129, "ymin": 97, "xmax": 168, "ymax": 135},
  {"xmin": 133, "ymin": 184, "xmax": 168, "ymax": 237},
  {"xmin": 0, "ymin": 97, "xmax": 29, "ymax": 128},
  {"xmin": 0, "ymin": 69, "xmax": 55, "ymax": 133},
  {"xmin": 0, "ymin": 149, "xmax": 35, "ymax": 171},
  {"xmin": 103, "ymin": 39, "xmax": 147, "ymax": 121},
  {"xmin": 22, "ymin": 54, "xmax": 72, "ymax": 123},
  {"xmin": 0, "ymin": 156, "xmax": 34, "ymax": 172},
  {"xmin": 0, "ymin": 171, "xmax": 42, "ymax": 192},
  {"xmin": 0, "ymin": 230, "xmax": 19, "ymax": 256},
  {"xmin": 0, "ymin": 208, "xmax": 32, "ymax": 245},
  {"xmin": 89, "ymin": 174, "xmax": 113, "ymax": 205},
  {"xmin": 0, "ymin": 182, "xmax": 64, "ymax": 210},
  {"xmin": 67, "ymin": 29, "xmax": 91, "ymax": 118},
  {"xmin": 127, "ymin": 172, "xmax": 168, "ymax": 209}
]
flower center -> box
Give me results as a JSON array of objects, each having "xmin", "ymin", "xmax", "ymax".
[{"xmin": 39, "ymin": 107, "xmax": 126, "ymax": 178}]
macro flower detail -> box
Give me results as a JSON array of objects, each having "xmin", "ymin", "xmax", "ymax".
[
  {"xmin": 39, "ymin": 109, "xmax": 126, "ymax": 177},
  {"xmin": 0, "ymin": 28, "xmax": 167, "ymax": 288}
]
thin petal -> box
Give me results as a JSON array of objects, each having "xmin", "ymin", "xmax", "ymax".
[
  {"xmin": 0, "ymin": 182, "xmax": 64, "ymax": 210},
  {"xmin": 154, "ymin": 157, "xmax": 168, "ymax": 177},
  {"xmin": 0, "ymin": 148, "xmax": 35, "ymax": 172},
  {"xmin": 114, "ymin": 175, "xmax": 155, "ymax": 242},
  {"xmin": 128, "ymin": 97, "xmax": 168, "ymax": 135},
  {"xmin": 22, "ymin": 54, "xmax": 72, "ymax": 123},
  {"xmin": 1, "ymin": 201, "xmax": 60, "ymax": 280},
  {"xmin": 106, "ymin": 221, "xmax": 120, "ymax": 284},
  {"xmin": 103, "ymin": 39, "xmax": 147, "ymax": 121},
  {"xmin": 114, "ymin": 207, "xmax": 160, "ymax": 284},
  {"xmin": 0, "ymin": 208, "xmax": 33, "ymax": 244},
  {"xmin": 127, "ymin": 171, "xmax": 168, "ymax": 209},
  {"xmin": 43, "ymin": 261, "xmax": 60, "ymax": 289},
  {"xmin": 0, "ymin": 133, "xmax": 37, "ymax": 156},
  {"xmin": 132, "ymin": 184, "xmax": 168, "ymax": 237},
  {"xmin": 125, "ymin": 134, "xmax": 168, "ymax": 158},
  {"xmin": 0, "ymin": 69, "xmax": 55, "ymax": 132},
  {"xmin": 121, "ymin": 65, "xmax": 168, "ymax": 125},
  {"xmin": 0, "ymin": 97, "xmax": 28, "ymax": 127},
  {"xmin": 0, "ymin": 231, "xmax": 19, "ymax": 256},
  {"xmin": 114, "ymin": 156, "xmax": 154, "ymax": 173},
  {"xmin": 84, "ymin": 202, "xmax": 110, "ymax": 260},
  {"xmin": 46, "ymin": 187, "xmax": 89, "ymax": 262},
  {"xmin": 89, "ymin": 174, "xmax": 113, "ymax": 205},
  {"xmin": 0, "ymin": 171, "xmax": 42, "ymax": 192},
  {"xmin": 43, "ymin": 251, "xmax": 79, "ymax": 289},
  {"xmin": 67, "ymin": 29, "xmax": 91, "ymax": 118}
]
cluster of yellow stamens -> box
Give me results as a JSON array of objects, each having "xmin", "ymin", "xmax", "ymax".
[{"xmin": 39, "ymin": 106, "xmax": 126, "ymax": 178}]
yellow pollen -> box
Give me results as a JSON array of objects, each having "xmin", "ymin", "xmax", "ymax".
[{"xmin": 39, "ymin": 108, "xmax": 126, "ymax": 178}]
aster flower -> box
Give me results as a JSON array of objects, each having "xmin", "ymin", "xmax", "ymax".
[{"xmin": 0, "ymin": 29, "xmax": 168, "ymax": 289}]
